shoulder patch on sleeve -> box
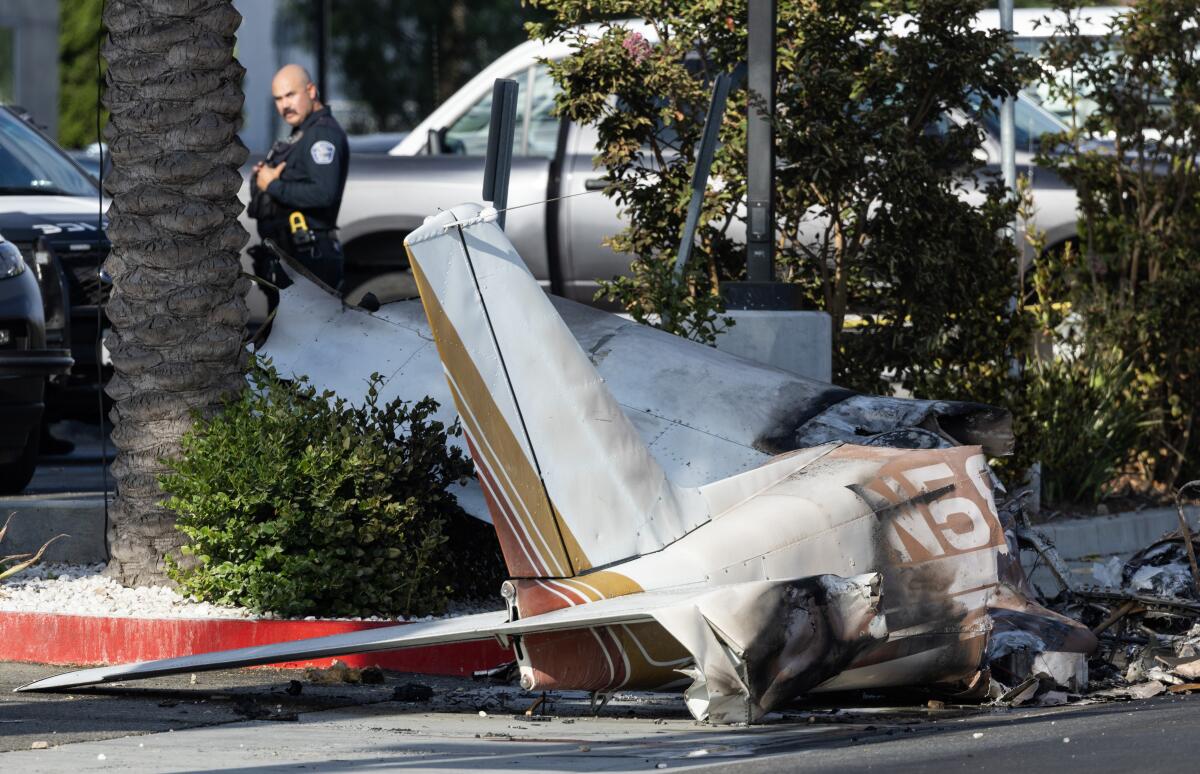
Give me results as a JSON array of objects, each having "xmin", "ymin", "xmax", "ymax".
[{"xmin": 310, "ymin": 140, "xmax": 336, "ymax": 165}]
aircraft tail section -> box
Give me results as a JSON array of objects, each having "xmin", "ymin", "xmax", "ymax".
[{"xmin": 404, "ymin": 205, "xmax": 707, "ymax": 577}]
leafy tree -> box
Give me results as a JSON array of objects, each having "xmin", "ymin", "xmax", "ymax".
[
  {"xmin": 530, "ymin": 0, "xmax": 1035, "ymax": 396},
  {"xmin": 528, "ymin": 16, "xmax": 745, "ymax": 342},
  {"xmin": 769, "ymin": 0, "xmax": 1035, "ymax": 398},
  {"xmin": 59, "ymin": 0, "xmax": 108, "ymax": 149},
  {"xmin": 102, "ymin": 0, "xmax": 250, "ymax": 584}
]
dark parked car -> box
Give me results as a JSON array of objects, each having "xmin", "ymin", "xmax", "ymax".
[
  {"xmin": 0, "ymin": 104, "xmax": 110, "ymax": 416},
  {"xmin": 0, "ymin": 235, "xmax": 72, "ymax": 493}
]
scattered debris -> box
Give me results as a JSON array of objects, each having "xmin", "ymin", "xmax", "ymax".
[
  {"xmin": 232, "ymin": 696, "xmax": 298, "ymax": 721},
  {"xmin": 30, "ymin": 741, "xmax": 48, "ymax": 750},
  {"xmin": 473, "ymin": 661, "xmax": 518, "ymax": 684},
  {"xmin": 0, "ymin": 513, "xmax": 67, "ymax": 582},
  {"xmin": 360, "ymin": 665, "xmax": 386, "ymax": 684},
  {"xmin": 286, "ymin": 679, "xmax": 303, "ymax": 696},
  {"xmin": 524, "ymin": 692, "xmax": 548, "ymax": 717},
  {"xmin": 305, "ymin": 659, "xmax": 362, "ymax": 684},
  {"xmin": 1168, "ymin": 683, "xmax": 1200, "ymax": 694},
  {"xmin": 1013, "ymin": 480, "xmax": 1200, "ymax": 705},
  {"xmin": 392, "ymin": 683, "xmax": 434, "ymax": 702}
]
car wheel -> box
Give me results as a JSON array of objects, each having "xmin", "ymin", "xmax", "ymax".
[
  {"xmin": 0, "ymin": 429, "xmax": 40, "ymax": 495},
  {"xmin": 344, "ymin": 271, "xmax": 420, "ymax": 307}
]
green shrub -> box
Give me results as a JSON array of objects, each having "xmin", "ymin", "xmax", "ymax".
[
  {"xmin": 160, "ymin": 358, "xmax": 503, "ymax": 618},
  {"xmin": 1014, "ymin": 346, "xmax": 1150, "ymax": 506}
]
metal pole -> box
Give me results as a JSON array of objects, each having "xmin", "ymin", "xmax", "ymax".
[
  {"xmin": 1000, "ymin": 0, "xmax": 1016, "ymax": 209},
  {"xmin": 746, "ymin": 0, "xmax": 776, "ymax": 283},
  {"xmin": 315, "ymin": 0, "xmax": 329, "ymax": 100}
]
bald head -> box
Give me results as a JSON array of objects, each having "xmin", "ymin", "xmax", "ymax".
[{"xmin": 272, "ymin": 64, "xmax": 321, "ymax": 127}]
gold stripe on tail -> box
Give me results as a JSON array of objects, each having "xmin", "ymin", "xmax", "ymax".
[{"xmin": 408, "ymin": 247, "xmax": 591, "ymax": 577}]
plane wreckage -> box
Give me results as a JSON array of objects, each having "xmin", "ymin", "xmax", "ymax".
[{"xmin": 19, "ymin": 203, "xmax": 1095, "ymax": 724}]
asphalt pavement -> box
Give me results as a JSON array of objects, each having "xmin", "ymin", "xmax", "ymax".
[
  {"xmin": 24, "ymin": 419, "xmax": 113, "ymax": 496},
  {"xmin": 3, "ymin": 661, "xmax": 1198, "ymax": 772}
]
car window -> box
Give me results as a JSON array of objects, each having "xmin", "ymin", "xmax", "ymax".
[
  {"xmin": 976, "ymin": 94, "xmax": 1067, "ymax": 152},
  {"xmin": 443, "ymin": 69, "xmax": 530, "ymax": 156},
  {"xmin": 0, "ymin": 108, "xmax": 97, "ymax": 197},
  {"xmin": 525, "ymin": 64, "xmax": 561, "ymax": 157}
]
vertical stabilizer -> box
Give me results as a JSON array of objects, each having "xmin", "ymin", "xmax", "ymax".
[{"xmin": 404, "ymin": 205, "xmax": 708, "ymax": 577}]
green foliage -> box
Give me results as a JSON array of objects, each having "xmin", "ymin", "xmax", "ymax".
[
  {"xmin": 59, "ymin": 0, "xmax": 108, "ymax": 149},
  {"xmin": 528, "ymin": 12, "xmax": 745, "ymax": 342},
  {"xmin": 161, "ymin": 358, "xmax": 503, "ymax": 618},
  {"xmin": 768, "ymin": 0, "xmax": 1037, "ymax": 397},
  {"xmin": 1036, "ymin": 1, "xmax": 1200, "ymax": 488},
  {"xmin": 1002, "ymin": 178, "xmax": 1151, "ymax": 507},
  {"xmin": 1015, "ymin": 346, "xmax": 1148, "ymax": 507},
  {"xmin": 529, "ymin": 1, "xmax": 1035, "ymax": 377}
]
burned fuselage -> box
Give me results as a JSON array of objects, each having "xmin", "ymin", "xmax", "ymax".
[{"xmin": 501, "ymin": 443, "xmax": 1012, "ymax": 721}]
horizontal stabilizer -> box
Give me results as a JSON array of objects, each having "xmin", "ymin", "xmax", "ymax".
[
  {"xmin": 18, "ymin": 611, "xmax": 507, "ymax": 693},
  {"xmin": 19, "ymin": 587, "xmax": 717, "ymax": 694}
]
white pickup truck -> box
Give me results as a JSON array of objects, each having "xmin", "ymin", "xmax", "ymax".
[{"xmin": 242, "ymin": 28, "xmax": 1080, "ymax": 308}]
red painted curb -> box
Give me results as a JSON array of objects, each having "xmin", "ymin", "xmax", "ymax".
[{"xmin": 0, "ymin": 611, "xmax": 511, "ymax": 674}]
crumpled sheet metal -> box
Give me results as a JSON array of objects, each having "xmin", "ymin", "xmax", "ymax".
[
  {"xmin": 258, "ymin": 260, "xmax": 1014, "ymax": 521},
  {"xmin": 653, "ymin": 574, "xmax": 886, "ymax": 724}
]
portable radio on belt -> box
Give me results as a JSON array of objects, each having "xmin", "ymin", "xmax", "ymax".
[{"xmin": 289, "ymin": 211, "xmax": 314, "ymax": 249}]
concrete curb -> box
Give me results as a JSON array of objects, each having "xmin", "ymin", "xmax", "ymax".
[
  {"xmin": 0, "ymin": 611, "xmax": 510, "ymax": 672},
  {"xmin": 1037, "ymin": 505, "xmax": 1198, "ymax": 562}
]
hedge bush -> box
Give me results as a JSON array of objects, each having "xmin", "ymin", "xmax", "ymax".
[{"xmin": 160, "ymin": 358, "xmax": 505, "ymax": 618}]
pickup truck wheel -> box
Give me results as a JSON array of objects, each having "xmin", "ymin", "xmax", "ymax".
[
  {"xmin": 344, "ymin": 271, "xmax": 420, "ymax": 306},
  {"xmin": 0, "ymin": 429, "xmax": 39, "ymax": 495}
]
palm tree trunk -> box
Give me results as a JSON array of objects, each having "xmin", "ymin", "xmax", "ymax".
[{"xmin": 101, "ymin": 0, "xmax": 249, "ymax": 585}]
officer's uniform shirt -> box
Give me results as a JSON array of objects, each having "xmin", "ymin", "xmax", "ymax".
[{"xmin": 263, "ymin": 106, "xmax": 350, "ymax": 232}]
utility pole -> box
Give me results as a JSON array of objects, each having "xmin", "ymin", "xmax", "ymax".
[
  {"xmin": 722, "ymin": 0, "xmax": 797, "ymax": 311},
  {"xmin": 746, "ymin": 0, "xmax": 776, "ymax": 284},
  {"xmin": 1000, "ymin": 0, "xmax": 1016, "ymax": 219},
  {"xmin": 714, "ymin": 0, "xmax": 830, "ymax": 382}
]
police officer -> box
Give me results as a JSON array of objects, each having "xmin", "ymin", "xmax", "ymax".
[{"xmin": 249, "ymin": 64, "xmax": 349, "ymax": 292}]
